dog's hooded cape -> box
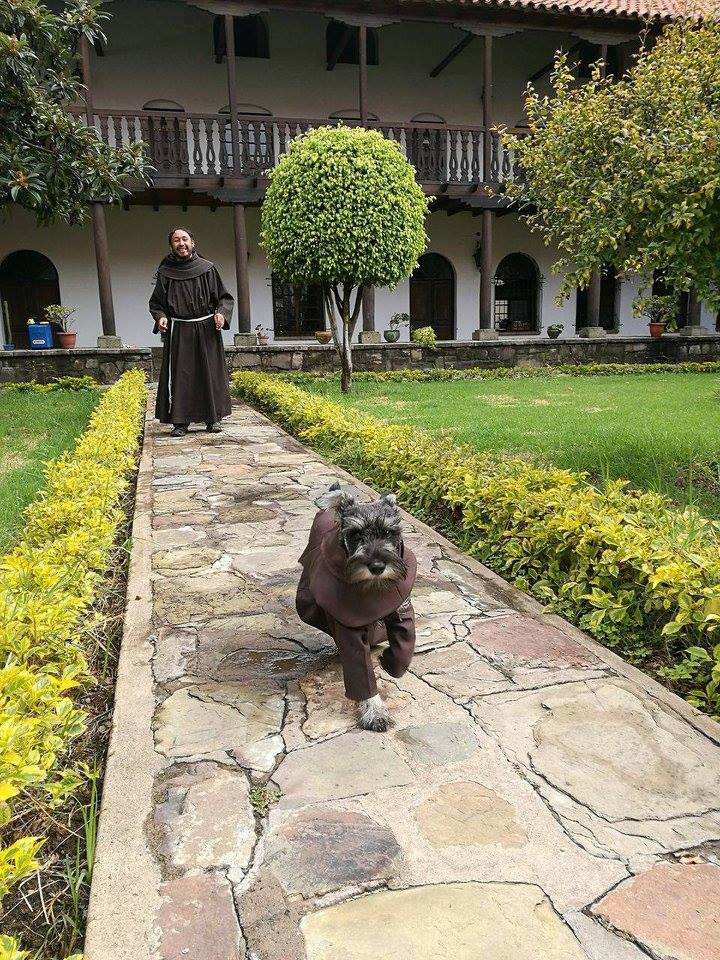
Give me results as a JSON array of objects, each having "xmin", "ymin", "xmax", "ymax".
[{"xmin": 297, "ymin": 509, "xmax": 417, "ymax": 628}]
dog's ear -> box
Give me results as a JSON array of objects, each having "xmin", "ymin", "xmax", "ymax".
[
  {"xmin": 316, "ymin": 483, "xmax": 355, "ymax": 512},
  {"xmin": 380, "ymin": 492, "xmax": 398, "ymax": 507}
]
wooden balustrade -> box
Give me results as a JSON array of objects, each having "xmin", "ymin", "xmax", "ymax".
[{"xmin": 67, "ymin": 106, "xmax": 523, "ymax": 187}]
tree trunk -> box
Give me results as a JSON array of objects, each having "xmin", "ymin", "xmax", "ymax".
[{"xmin": 340, "ymin": 288, "xmax": 352, "ymax": 393}]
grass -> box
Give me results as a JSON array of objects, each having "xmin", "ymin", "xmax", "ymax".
[
  {"xmin": 301, "ymin": 372, "xmax": 720, "ymax": 517},
  {"xmin": 0, "ymin": 388, "xmax": 100, "ymax": 551}
]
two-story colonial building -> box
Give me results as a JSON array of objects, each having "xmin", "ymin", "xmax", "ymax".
[{"xmin": 1, "ymin": 0, "xmax": 715, "ymax": 349}]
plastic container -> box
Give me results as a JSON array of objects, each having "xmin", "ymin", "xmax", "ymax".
[{"xmin": 27, "ymin": 322, "xmax": 54, "ymax": 349}]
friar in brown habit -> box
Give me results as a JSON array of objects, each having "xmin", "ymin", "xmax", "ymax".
[{"xmin": 150, "ymin": 228, "xmax": 233, "ymax": 436}]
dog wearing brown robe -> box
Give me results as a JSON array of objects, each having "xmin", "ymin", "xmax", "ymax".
[{"xmin": 296, "ymin": 484, "xmax": 417, "ymax": 731}]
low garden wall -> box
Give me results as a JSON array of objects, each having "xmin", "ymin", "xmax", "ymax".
[{"xmin": 3, "ymin": 335, "xmax": 720, "ymax": 384}]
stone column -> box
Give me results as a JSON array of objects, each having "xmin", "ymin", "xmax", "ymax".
[
  {"xmin": 678, "ymin": 287, "xmax": 709, "ymax": 335},
  {"xmin": 473, "ymin": 33, "xmax": 498, "ymax": 341},
  {"xmin": 232, "ymin": 203, "xmax": 255, "ymax": 345},
  {"xmin": 81, "ymin": 35, "xmax": 120, "ymax": 348}
]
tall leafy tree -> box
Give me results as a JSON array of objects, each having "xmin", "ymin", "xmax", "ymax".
[
  {"xmin": 0, "ymin": 0, "xmax": 148, "ymax": 223},
  {"xmin": 504, "ymin": 19, "xmax": 720, "ymax": 306},
  {"xmin": 262, "ymin": 125, "xmax": 429, "ymax": 391}
]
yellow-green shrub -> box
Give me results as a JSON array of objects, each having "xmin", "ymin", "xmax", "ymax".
[
  {"xmin": 0, "ymin": 370, "xmax": 146, "ymax": 956},
  {"xmin": 233, "ymin": 371, "xmax": 720, "ymax": 716}
]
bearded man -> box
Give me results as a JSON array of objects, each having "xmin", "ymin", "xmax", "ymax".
[{"xmin": 150, "ymin": 227, "xmax": 233, "ymax": 436}]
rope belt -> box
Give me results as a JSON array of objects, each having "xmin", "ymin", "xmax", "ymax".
[{"xmin": 168, "ymin": 314, "xmax": 214, "ymax": 410}]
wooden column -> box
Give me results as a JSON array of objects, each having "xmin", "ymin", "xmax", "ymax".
[
  {"xmin": 687, "ymin": 286, "xmax": 702, "ymax": 329},
  {"xmin": 587, "ymin": 271, "xmax": 602, "ymax": 327},
  {"xmin": 224, "ymin": 14, "xmax": 240, "ymax": 174},
  {"xmin": 81, "ymin": 35, "xmax": 117, "ymax": 341},
  {"xmin": 358, "ymin": 24, "xmax": 376, "ymax": 335},
  {"xmin": 233, "ymin": 204, "xmax": 252, "ymax": 334},
  {"xmin": 477, "ymin": 33, "xmax": 495, "ymax": 335}
]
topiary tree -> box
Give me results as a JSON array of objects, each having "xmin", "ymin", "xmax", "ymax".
[
  {"xmin": 504, "ymin": 18, "xmax": 720, "ymax": 308},
  {"xmin": 1, "ymin": 0, "xmax": 148, "ymax": 223},
  {"xmin": 261, "ymin": 125, "xmax": 429, "ymax": 392}
]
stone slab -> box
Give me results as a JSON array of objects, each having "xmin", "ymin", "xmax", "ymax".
[
  {"xmin": 156, "ymin": 872, "xmax": 245, "ymax": 959},
  {"xmin": 414, "ymin": 780, "xmax": 527, "ymax": 848},
  {"xmin": 301, "ymin": 883, "xmax": 588, "ymax": 960},
  {"xmin": 396, "ymin": 721, "xmax": 479, "ymax": 766}
]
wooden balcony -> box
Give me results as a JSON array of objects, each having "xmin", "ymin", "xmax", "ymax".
[{"xmin": 69, "ymin": 107, "xmax": 523, "ymax": 196}]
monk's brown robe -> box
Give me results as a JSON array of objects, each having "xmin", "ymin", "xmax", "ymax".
[
  {"xmin": 150, "ymin": 253, "xmax": 233, "ymax": 425},
  {"xmin": 296, "ymin": 509, "xmax": 417, "ymax": 701}
]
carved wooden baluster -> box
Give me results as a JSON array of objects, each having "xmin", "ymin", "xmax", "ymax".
[
  {"xmin": 448, "ymin": 129, "xmax": 458, "ymax": 182},
  {"xmin": 189, "ymin": 118, "xmax": 202, "ymax": 174},
  {"xmin": 168, "ymin": 115, "xmax": 181, "ymax": 172},
  {"xmin": 206, "ymin": 119, "xmax": 217, "ymax": 175},
  {"xmin": 179, "ymin": 117, "xmax": 190, "ymax": 175},
  {"xmin": 490, "ymin": 131, "xmax": 500, "ymax": 181},
  {"xmin": 279, "ymin": 121, "xmax": 290, "ymax": 157},
  {"xmin": 459, "ymin": 129, "xmax": 469, "ymax": 183},
  {"xmin": 98, "ymin": 114, "xmax": 110, "ymax": 148},
  {"xmin": 138, "ymin": 115, "xmax": 152, "ymax": 171},
  {"xmin": 501, "ymin": 142, "xmax": 512, "ymax": 181},
  {"xmin": 470, "ymin": 130, "xmax": 480, "ymax": 182}
]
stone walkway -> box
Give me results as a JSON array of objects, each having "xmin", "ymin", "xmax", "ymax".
[{"xmin": 86, "ymin": 400, "xmax": 720, "ymax": 960}]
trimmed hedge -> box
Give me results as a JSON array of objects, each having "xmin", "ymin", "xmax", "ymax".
[
  {"xmin": 285, "ymin": 360, "xmax": 720, "ymax": 385},
  {"xmin": 0, "ymin": 376, "xmax": 98, "ymax": 393},
  {"xmin": 0, "ymin": 370, "xmax": 146, "ymax": 959},
  {"xmin": 233, "ymin": 370, "xmax": 720, "ymax": 718}
]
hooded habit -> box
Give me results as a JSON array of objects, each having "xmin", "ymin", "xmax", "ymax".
[
  {"xmin": 296, "ymin": 509, "xmax": 417, "ymax": 701},
  {"xmin": 150, "ymin": 252, "xmax": 233, "ymax": 425}
]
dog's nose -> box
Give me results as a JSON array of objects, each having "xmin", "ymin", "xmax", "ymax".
[{"xmin": 369, "ymin": 561, "xmax": 386, "ymax": 575}]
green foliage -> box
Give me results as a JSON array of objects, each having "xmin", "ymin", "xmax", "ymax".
[
  {"xmin": 389, "ymin": 312, "xmax": 410, "ymax": 329},
  {"xmin": 44, "ymin": 305, "xmax": 76, "ymax": 331},
  {"xmin": 0, "ymin": 0, "xmax": 149, "ymax": 223},
  {"xmin": 248, "ymin": 784, "xmax": 281, "ymax": 817},
  {"xmin": 261, "ymin": 125, "xmax": 428, "ymax": 390},
  {"xmin": 410, "ymin": 326, "xmax": 436, "ymax": 348},
  {"xmin": 0, "ymin": 371, "xmax": 146, "ymax": 953},
  {"xmin": 505, "ymin": 19, "xmax": 720, "ymax": 306},
  {"xmin": 0, "ymin": 376, "xmax": 98, "ymax": 393},
  {"xmin": 632, "ymin": 293, "xmax": 680, "ymax": 330},
  {"xmin": 233, "ymin": 371, "xmax": 720, "ymax": 718}
]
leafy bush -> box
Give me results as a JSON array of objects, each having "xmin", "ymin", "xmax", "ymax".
[
  {"xmin": 233, "ymin": 371, "xmax": 720, "ymax": 717},
  {"xmin": 285, "ymin": 360, "xmax": 720, "ymax": 386},
  {"xmin": 0, "ymin": 376, "xmax": 98, "ymax": 393},
  {"xmin": 410, "ymin": 326, "xmax": 437, "ymax": 349},
  {"xmin": 0, "ymin": 371, "xmax": 146, "ymax": 957}
]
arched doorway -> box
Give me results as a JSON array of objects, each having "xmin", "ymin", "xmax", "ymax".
[
  {"xmin": 0, "ymin": 251, "xmax": 60, "ymax": 348},
  {"xmin": 493, "ymin": 253, "xmax": 539, "ymax": 334},
  {"xmin": 409, "ymin": 253, "xmax": 455, "ymax": 340}
]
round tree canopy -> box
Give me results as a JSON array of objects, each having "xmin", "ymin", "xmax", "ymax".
[{"xmin": 261, "ymin": 125, "xmax": 429, "ymax": 289}]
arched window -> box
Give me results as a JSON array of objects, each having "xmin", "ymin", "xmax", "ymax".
[
  {"xmin": 652, "ymin": 269, "xmax": 689, "ymax": 326},
  {"xmin": 410, "ymin": 113, "xmax": 446, "ymax": 124},
  {"xmin": 326, "ymin": 20, "xmax": 378, "ymax": 66},
  {"xmin": 0, "ymin": 251, "xmax": 60, "ymax": 349},
  {"xmin": 272, "ymin": 276, "xmax": 325, "ymax": 338},
  {"xmin": 219, "ymin": 104, "xmax": 274, "ymax": 174},
  {"xmin": 142, "ymin": 99, "xmax": 185, "ymax": 112},
  {"xmin": 328, "ymin": 110, "xmax": 379, "ymax": 121},
  {"xmin": 213, "ymin": 15, "xmax": 269, "ymax": 62},
  {"xmin": 575, "ymin": 265, "xmax": 619, "ymax": 331},
  {"xmin": 409, "ymin": 253, "xmax": 455, "ymax": 340},
  {"xmin": 494, "ymin": 253, "xmax": 539, "ymax": 334}
]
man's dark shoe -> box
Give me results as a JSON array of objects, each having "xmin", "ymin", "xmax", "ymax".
[
  {"xmin": 170, "ymin": 424, "xmax": 187, "ymax": 437},
  {"xmin": 206, "ymin": 422, "xmax": 222, "ymax": 433}
]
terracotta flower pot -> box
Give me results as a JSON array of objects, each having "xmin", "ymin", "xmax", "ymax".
[
  {"xmin": 315, "ymin": 331, "xmax": 333, "ymax": 344},
  {"xmin": 383, "ymin": 329, "xmax": 401, "ymax": 342},
  {"xmin": 648, "ymin": 321, "xmax": 666, "ymax": 339},
  {"xmin": 56, "ymin": 331, "xmax": 77, "ymax": 349}
]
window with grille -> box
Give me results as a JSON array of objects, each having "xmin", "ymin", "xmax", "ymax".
[
  {"xmin": 493, "ymin": 253, "xmax": 539, "ymax": 334},
  {"xmin": 272, "ymin": 277, "xmax": 325, "ymax": 338}
]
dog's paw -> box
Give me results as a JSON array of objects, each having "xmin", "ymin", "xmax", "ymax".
[{"xmin": 358, "ymin": 694, "xmax": 391, "ymax": 732}]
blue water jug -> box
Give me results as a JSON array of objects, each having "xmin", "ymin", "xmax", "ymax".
[{"xmin": 27, "ymin": 322, "xmax": 54, "ymax": 349}]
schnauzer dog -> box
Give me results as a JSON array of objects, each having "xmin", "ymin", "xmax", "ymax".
[{"xmin": 296, "ymin": 482, "xmax": 417, "ymax": 731}]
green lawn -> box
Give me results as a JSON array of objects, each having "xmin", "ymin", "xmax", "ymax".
[
  {"xmin": 0, "ymin": 388, "xmax": 100, "ymax": 552},
  {"xmin": 302, "ymin": 372, "xmax": 720, "ymax": 517}
]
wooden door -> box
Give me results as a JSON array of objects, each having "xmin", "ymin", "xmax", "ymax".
[
  {"xmin": 0, "ymin": 251, "xmax": 60, "ymax": 348},
  {"xmin": 409, "ymin": 254, "xmax": 455, "ymax": 340}
]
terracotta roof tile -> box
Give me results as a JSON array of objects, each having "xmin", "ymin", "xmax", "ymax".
[{"xmin": 408, "ymin": 0, "xmax": 718, "ymax": 22}]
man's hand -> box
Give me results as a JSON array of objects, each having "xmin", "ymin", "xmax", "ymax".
[
  {"xmin": 158, "ymin": 316, "xmax": 168, "ymax": 333},
  {"xmin": 214, "ymin": 313, "xmax": 225, "ymax": 331}
]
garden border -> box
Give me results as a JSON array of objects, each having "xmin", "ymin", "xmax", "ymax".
[{"xmin": 84, "ymin": 393, "xmax": 162, "ymax": 960}]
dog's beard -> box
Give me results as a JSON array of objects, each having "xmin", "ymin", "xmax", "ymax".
[{"xmin": 345, "ymin": 545, "xmax": 407, "ymax": 588}]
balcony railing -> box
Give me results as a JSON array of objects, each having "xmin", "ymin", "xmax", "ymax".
[{"xmin": 69, "ymin": 107, "xmax": 523, "ymax": 188}]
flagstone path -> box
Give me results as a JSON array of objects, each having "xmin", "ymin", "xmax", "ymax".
[{"xmin": 86, "ymin": 400, "xmax": 720, "ymax": 960}]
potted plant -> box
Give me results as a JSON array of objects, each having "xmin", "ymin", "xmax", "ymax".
[
  {"xmin": 384, "ymin": 312, "xmax": 409, "ymax": 343},
  {"xmin": 255, "ymin": 324, "xmax": 270, "ymax": 346},
  {"xmin": 315, "ymin": 329, "xmax": 333, "ymax": 344},
  {"xmin": 633, "ymin": 293, "xmax": 678, "ymax": 338},
  {"xmin": 410, "ymin": 325, "xmax": 437, "ymax": 349},
  {"xmin": 547, "ymin": 323, "xmax": 563, "ymax": 339},
  {"xmin": 45, "ymin": 304, "xmax": 76, "ymax": 348}
]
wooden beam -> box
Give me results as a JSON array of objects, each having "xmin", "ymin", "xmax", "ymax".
[
  {"xmin": 527, "ymin": 41, "xmax": 581, "ymax": 84},
  {"xmin": 479, "ymin": 208, "xmax": 493, "ymax": 329},
  {"xmin": 359, "ymin": 24, "xmax": 368, "ymax": 123},
  {"xmin": 483, "ymin": 33, "xmax": 493, "ymax": 182},
  {"xmin": 233, "ymin": 203, "xmax": 252, "ymax": 333},
  {"xmin": 327, "ymin": 24, "xmax": 354, "ymax": 71},
  {"xmin": 224, "ymin": 14, "xmax": 241, "ymax": 175},
  {"xmin": 429, "ymin": 33, "xmax": 474, "ymax": 78}
]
